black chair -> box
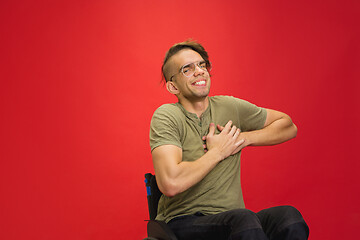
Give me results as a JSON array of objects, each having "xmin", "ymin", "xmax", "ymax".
[{"xmin": 144, "ymin": 173, "xmax": 178, "ymax": 240}]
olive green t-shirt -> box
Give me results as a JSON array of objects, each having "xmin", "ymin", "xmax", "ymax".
[{"xmin": 149, "ymin": 95, "xmax": 267, "ymax": 223}]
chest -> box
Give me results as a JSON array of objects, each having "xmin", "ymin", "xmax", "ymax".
[{"xmin": 179, "ymin": 111, "xmax": 241, "ymax": 162}]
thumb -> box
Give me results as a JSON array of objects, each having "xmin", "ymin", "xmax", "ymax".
[{"xmin": 208, "ymin": 123, "xmax": 215, "ymax": 136}]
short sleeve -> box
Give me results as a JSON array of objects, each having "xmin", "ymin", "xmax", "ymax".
[
  {"xmin": 232, "ymin": 97, "xmax": 267, "ymax": 132},
  {"xmin": 149, "ymin": 105, "xmax": 183, "ymax": 151}
]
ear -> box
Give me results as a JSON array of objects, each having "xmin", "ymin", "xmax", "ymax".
[{"xmin": 166, "ymin": 81, "xmax": 180, "ymax": 95}]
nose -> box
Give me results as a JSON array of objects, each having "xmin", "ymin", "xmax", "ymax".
[{"xmin": 194, "ymin": 64, "xmax": 205, "ymax": 76}]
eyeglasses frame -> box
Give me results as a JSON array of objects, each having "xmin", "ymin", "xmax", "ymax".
[{"xmin": 169, "ymin": 60, "xmax": 212, "ymax": 82}]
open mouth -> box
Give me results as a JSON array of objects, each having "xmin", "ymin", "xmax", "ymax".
[{"xmin": 192, "ymin": 79, "xmax": 206, "ymax": 86}]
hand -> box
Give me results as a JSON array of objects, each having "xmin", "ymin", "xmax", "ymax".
[
  {"xmin": 216, "ymin": 124, "xmax": 249, "ymax": 155},
  {"xmin": 202, "ymin": 120, "xmax": 245, "ymax": 161}
]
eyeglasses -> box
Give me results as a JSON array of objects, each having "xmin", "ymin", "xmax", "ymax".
[{"xmin": 169, "ymin": 60, "xmax": 212, "ymax": 81}]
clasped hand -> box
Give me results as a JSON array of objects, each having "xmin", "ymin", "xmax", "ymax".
[{"xmin": 202, "ymin": 120, "xmax": 246, "ymax": 160}]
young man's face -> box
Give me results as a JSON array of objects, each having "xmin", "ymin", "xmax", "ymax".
[{"xmin": 166, "ymin": 49, "xmax": 211, "ymax": 101}]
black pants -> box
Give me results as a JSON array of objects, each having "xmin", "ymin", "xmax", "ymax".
[{"xmin": 167, "ymin": 206, "xmax": 309, "ymax": 240}]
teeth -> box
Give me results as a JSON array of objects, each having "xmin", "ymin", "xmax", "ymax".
[{"xmin": 194, "ymin": 80, "xmax": 205, "ymax": 85}]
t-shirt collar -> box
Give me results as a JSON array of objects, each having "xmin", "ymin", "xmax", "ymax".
[{"xmin": 175, "ymin": 98, "xmax": 211, "ymax": 120}]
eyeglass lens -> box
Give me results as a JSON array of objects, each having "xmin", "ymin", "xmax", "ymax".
[{"xmin": 182, "ymin": 61, "xmax": 210, "ymax": 77}]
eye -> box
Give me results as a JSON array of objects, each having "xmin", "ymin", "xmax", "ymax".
[
  {"xmin": 199, "ymin": 61, "xmax": 207, "ymax": 69},
  {"xmin": 183, "ymin": 66, "xmax": 190, "ymax": 72},
  {"xmin": 182, "ymin": 63, "xmax": 192, "ymax": 74}
]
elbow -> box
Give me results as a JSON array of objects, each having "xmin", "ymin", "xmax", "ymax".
[
  {"xmin": 160, "ymin": 184, "xmax": 177, "ymax": 197},
  {"xmin": 158, "ymin": 179, "xmax": 181, "ymax": 198},
  {"xmin": 290, "ymin": 123, "xmax": 298, "ymax": 139},
  {"xmin": 162, "ymin": 190, "xmax": 177, "ymax": 198},
  {"xmin": 284, "ymin": 114, "xmax": 297, "ymax": 140}
]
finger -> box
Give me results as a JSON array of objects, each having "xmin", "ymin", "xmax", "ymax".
[
  {"xmin": 222, "ymin": 120, "xmax": 232, "ymax": 133},
  {"xmin": 231, "ymin": 146, "xmax": 240, "ymax": 155},
  {"xmin": 203, "ymin": 144, "xmax": 207, "ymax": 149},
  {"xmin": 208, "ymin": 123, "xmax": 215, "ymax": 136},
  {"xmin": 202, "ymin": 136, "xmax": 206, "ymax": 141},
  {"xmin": 217, "ymin": 124, "xmax": 225, "ymax": 131},
  {"xmin": 233, "ymin": 128, "xmax": 241, "ymax": 139},
  {"xmin": 234, "ymin": 138, "xmax": 245, "ymax": 147},
  {"xmin": 229, "ymin": 125, "xmax": 237, "ymax": 135}
]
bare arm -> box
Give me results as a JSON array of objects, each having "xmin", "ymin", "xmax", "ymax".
[
  {"xmin": 152, "ymin": 121, "xmax": 244, "ymax": 197},
  {"xmin": 244, "ymin": 109, "xmax": 297, "ymax": 145},
  {"xmin": 217, "ymin": 109, "xmax": 297, "ymax": 154},
  {"xmin": 219, "ymin": 109, "xmax": 297, "ymax": 154}
]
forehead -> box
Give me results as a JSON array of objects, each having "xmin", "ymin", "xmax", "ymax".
[{"xmin": 170, "ymin": 49, "xmax": 204, "ymax": 68}]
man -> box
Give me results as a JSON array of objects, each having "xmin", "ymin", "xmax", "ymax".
[{"xmin": 149, "ymin": 40, "xmax": 309, "ymax": 240}]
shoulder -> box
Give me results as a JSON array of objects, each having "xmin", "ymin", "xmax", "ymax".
[
  {"xmin": 154, "ymin": 103, "xmax": 181, "ymax": 113},
  {"xmin": 210, "ymin": 95, "xmax": 265, "ymax": 118},
  {"xmin": 151, "ymin": 103, "xmax": 185, "ymax": 127},
  {"xmin": 152, "ymin": 103, "xmax": 183, "ymax": 119},
  {"xmin": 150, "ymin": 103, "xmax": 185, "ymax": 149},
  {"xmin": 209, "ymin": 95, "xmax": 250, "ymax": 107}
]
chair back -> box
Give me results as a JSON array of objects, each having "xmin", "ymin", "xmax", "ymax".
[{"xmin": 145, "ymin": 173, "xmax": 162, "ymax": 220}]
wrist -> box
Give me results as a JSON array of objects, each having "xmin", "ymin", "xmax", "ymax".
[
  {"xmin": 241, "ymin": 132, "xmax": 253, "ymax": 147},
  {"xmin": 207, "ymin": 148, "xmax": 225, "ymax": 162}
]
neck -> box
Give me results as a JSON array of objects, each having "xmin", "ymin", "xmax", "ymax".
[{"xmin": 179, "ymin": 96, "xmax": 209, "ymax": 118}]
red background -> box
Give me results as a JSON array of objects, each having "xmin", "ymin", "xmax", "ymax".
[{"xmin": 1, "ymin": 0, "xmax": 359, "ymax": 239}]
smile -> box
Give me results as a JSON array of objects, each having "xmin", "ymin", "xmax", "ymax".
[{"xmin": 192, "ymin": 80, "xmax": 206, "ymax": 86}]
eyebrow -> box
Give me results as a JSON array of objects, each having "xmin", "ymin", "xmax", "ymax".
[
  {"xmin": 181, "ymin": 60, "xmax": 205, "ymax": 68},
  {"xmin": 182, "ymin": 63, "xmax": 192, "ymax": 68}
]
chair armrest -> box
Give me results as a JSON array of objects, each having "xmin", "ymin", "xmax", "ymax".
[{"xmin": 147, "ymin": 220, "xmax": 178, "ymax": 240}]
